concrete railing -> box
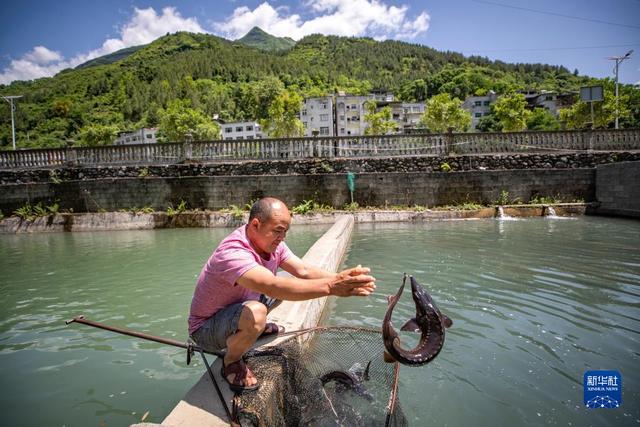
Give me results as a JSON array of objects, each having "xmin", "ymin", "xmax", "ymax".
[
  {"xmin": 2, "ymin": 129, "xmax": 639, "ymax": 169},
  {"xmin": 161, "ymin": 216, "xmax": 354, "ymax": 427}
]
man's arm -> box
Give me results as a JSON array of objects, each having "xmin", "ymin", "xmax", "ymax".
[
  {"xmin": 280, "ymin": 254, "xmax": 335, "ymax": 279},
  {"xmin": 236, "ymin": 264, "xmax": 375, "ymax": 301}
]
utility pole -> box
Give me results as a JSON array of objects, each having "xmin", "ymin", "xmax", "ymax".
[
  {"xmin": 607, "ymin": 50, "xmax": 633, "ymax": 129},
  {"xmin": 2, "ymin": 95, "xmax": 23, "ymax": 150}
]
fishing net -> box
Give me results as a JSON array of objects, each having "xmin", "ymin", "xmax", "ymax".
[{"xmin": 233, "ymin": 326, "xmax": 407, "ymax": 427}]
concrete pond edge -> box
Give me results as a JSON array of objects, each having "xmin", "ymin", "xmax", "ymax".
[{"xmin": 0, "ymin": 203, "xmax": 591, "ymax": 234}]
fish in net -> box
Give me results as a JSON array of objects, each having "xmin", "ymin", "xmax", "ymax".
[{"xmin": 233, "ymin": 326, "xmax": 407, "ymax": 427}]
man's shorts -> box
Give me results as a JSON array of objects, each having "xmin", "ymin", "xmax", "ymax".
[{"xmin": 190, "ymin": 294, "xmax": 281, "ymax": 354}]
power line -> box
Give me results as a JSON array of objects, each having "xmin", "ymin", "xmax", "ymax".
[
  {"xmin": 463, "ymin": 43, "xmax": 639, "ymax": 54},
  {"xmin": 472, "ymin": 0, "xmax": 640, "ymax": 30}
]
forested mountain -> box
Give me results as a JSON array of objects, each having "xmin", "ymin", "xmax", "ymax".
[
  {"xmin": 75, "ymin": 45, "xmax": 146, "ymax": 70},
  {"xmin": 0, "ymin": 29, "xmax": 636, "ymax": 148},
  {"xmin": 236, "ymin": 26, "xmax": 295, "ymax": 51}
]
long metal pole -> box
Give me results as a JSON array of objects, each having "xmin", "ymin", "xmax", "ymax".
[
  {"xmin": 615, "ymin": 59, "xmax": 620, "ymax": 130},
  {"xmin": 2, "ymin": 95, "xmax": 22, "ymax": 150},
  {"xmin": 65, "ymin": 315, "xmax": 221, "ymax": 356}
]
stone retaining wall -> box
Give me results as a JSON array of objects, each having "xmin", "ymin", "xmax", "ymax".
[
  {"xmin": 0, "ymin": 169, "xmax": 594, "ymax": 215},
  {"xmin": 1, "ymin": 152, "xmax": 638, "ymax": 184}
]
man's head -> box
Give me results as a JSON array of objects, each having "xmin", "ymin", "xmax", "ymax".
[{"xmin": 247, "ymin": 197, "xmax": 291, "ymax": 256}]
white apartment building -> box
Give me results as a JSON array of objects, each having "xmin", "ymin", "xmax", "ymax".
[
  {"xmin": 300, "ymin": 96, "xmax": 334, "ymax": 137},
  {"xmin": 462, "ymin": 91, "xmax": 499, "ymax": 130},
  {"xmin": 335, "ymin": 95, "xmax": 374, "ymax": 136},
  {"xmin": 523, "ymin": 90, "xmax": 573, "ymax": 116},
  {"xmin": 114, "ymin": 128, "xmax": 158, "ymax": 145},
  {"xmin": 220, "ymin": 121, "xmax": 263, "ymax": 140},
  {"xmin": 390, "ymin": 102, "xmax": 425, "ymax": 132}
]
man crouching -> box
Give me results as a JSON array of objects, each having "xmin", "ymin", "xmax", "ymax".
[{"xmin": 188, "ymin": 197, "xmax": 376, "ymax": 392}]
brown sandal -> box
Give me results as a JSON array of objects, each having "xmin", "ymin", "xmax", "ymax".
[
  {"xmin": 221, "ymin": 359, "xmax": 259, "ymax": 392},
  {"xmin": 260, "ymin": 322, "xmax": 285, "ymax": 337}
]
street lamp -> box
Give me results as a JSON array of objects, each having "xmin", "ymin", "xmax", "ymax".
[
  {"xmin": 607, "ymin": 50, "xmax": 633, "ymax": 129},
  {"xmin": 1, "ymin": 95, "xmax": 23, "ymax": 150}
]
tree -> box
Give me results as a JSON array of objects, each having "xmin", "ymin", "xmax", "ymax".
[
  {"xmin": 78, "ymin": 124, "xmax": 119, "ymax": 146},
  {"xmin": 260, "ymin": 90, "xmax": 305, "ymax": 138},
  {"xmin": 526, "ymin": 108, "xmax": 560, "ymax": 131},
  {"xmin": 418, "ymin": 93, "xmax": 471, "ymax": 133},
  {"xmin": 558, "ymin": 83, "xmax": 630, "ymax": 129},
  {"xmin": 364, "ymin": 101, "xmax": 398, "ymax": 135},
  {"xmin": 158, "ymin": 99, "xmax": 220, "ymax": 142},
  {"xmin": 492, "ymin": 93, "xmax": 531, "ymax": 132},
  {"xmin": 476, "ymin": 113, "xmax": 502, "ymax": 132}
]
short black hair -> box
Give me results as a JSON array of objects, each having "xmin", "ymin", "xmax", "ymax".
[{"xmin": 249, "ymin": 197, "xmax": 284, "ymax": 222}]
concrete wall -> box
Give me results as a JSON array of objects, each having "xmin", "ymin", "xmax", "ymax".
[
  {"xmin": 161, "ymin": 216, "xmax": 354, "ymax": 427},
  {"xmin": 592, "ymin": 161, "xmax": 640, "ymax": 218},
  {"xmin": 0, "ymin": 169, "xmax": 595, "ymax": 214}
]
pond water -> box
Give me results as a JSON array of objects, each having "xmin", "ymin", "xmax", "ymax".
[
  {"xmin": 0, "ymin": 225, "xmax": 327, "ymax": 426},
  {"xmin": 326, "ymin": 217, "xmax": 640, "ymax": 426}
]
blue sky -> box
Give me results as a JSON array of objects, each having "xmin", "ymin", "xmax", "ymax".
[{"xmin": 1, "ymin": 0, "xmax": 639, "ymax": 86}]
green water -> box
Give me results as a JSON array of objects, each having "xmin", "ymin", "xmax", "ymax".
[
  {"xmin": 327, "ymin": 217, "xmax": 640, "ymax": 426},
  {"xmin": 0, "ymin": 225, "xmax": 327, "ymax": 426}
]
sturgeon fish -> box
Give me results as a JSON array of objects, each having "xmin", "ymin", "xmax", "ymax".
[
  {"xmin": 382, "ymin": 274, "xmax": 453, "ymax": 366},
  {"xmin": 319, "ymin": 361, "xmax": 374, "ymax": 401}
]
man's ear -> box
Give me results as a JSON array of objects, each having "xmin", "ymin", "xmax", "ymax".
[{"xmin": 249, "ymin": 217, "xmax": 261, "ymax": 229}]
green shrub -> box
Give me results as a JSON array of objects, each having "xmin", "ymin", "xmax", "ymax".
[
  {"xmin": 440, "ymin": 162, "xmax": 452, "ymax": 172},
  {"xmin": 49, "ymin": 170, "xmax": 62, "ymax": 184},
  {"xmin": 226, "ymin": 205, "xmax": 245, "ymax": 220},
  {"xmin": 13, "ymin": 202, "xmax": 60, "ymax": 220},
  {"xmin": 343, "ymin": 202, "xmax": 360, "ymax": 212},
  {"xmin": 292, "ymin": 200, "xmax": 314, "ymax": 215},
  {"xmin": 167, "ymin": 199, "xmax": 188, "ymax": 217},
  {"xmin": 496, "ymin": 190, "xmax": 510, "ymax": 205}
]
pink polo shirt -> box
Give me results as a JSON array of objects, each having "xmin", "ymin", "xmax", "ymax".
[{"xmin": 188, "ymin": 225, "xmax": 293, "ymax": 335}]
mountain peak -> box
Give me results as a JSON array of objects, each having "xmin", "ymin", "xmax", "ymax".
[{"xmin": 236, "ymin": 26, "xmax": 295, "ymax": 52}]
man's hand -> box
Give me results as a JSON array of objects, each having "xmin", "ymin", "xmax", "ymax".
[{"xmin": 329, "ymin": 265, "xmax": 376, "ymax": 297}]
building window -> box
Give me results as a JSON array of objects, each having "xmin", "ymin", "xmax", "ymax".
[
  {"xmin": 320, "ymin": 114, "xmax": 329, "ymax": 122},
  {"xmin": 483, "ymin": 101, "xmax": 490, "ymax": 106},
  {"xmin": 225, "ymin": 127, "xmax": 232, "ymax": 133},
  {"xmin": 351, "ymin": 104, "xmax": 357, "ymax": 109},
  {"xmin": 301, "ymin": 109, "xmax": 307, "ymax": 116},
  {"xmin": 474, "ymin": 101, "xmax": 482, "ymax": 107},
  {"xmin": 340, "ymin": 128, "xmax": 345, "ymax": 133},
  {"xmin": 339, "ymin": 115, "xmax": 345, "ymax": 121},
  {"xmin": 319, "ymin": 127, "xmax": 329, "ymax": 135},
  {"xmin": 246, "ymin": 126, "xmax": 253, "ymax": 131},
  {"xmin": 303, "ymin": 122, "xmax": 308, "ymax": 128},
  {"xmin": 236, "ymin": 127, "xmax": 243, "ymax": 132},
  {"xmin": 475, "ymin": 113, "xmax": 482, "ymax": 118},
  {"xmin": 321, "ymin": 103, "xmax": 328, "ymax": 109},
  {"xmin": 146, "ymin": 134, "xmax": 153, "ymax": 139},
  {"xmin": 236, "ymin": 136, "xmax": 244, "ymax": 140}
]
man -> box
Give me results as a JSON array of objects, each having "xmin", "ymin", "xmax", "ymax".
[{"xmin": 188, "ymin": 197, "xmax": 376, "ymax": 392}]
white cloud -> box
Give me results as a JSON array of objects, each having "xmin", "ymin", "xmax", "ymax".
[
  {"xmin": 0, "ymin": 7, "xmax": 205, "ymax": 85},
  {"xmin": 23, "ymin": 46, "xmax": 63, "ymax": 64},
  {"xmin": 212, "ymin": 0, "xmax": 430, "ymax": 41}
]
